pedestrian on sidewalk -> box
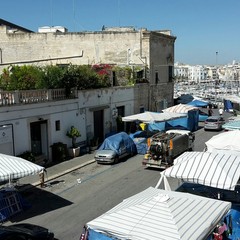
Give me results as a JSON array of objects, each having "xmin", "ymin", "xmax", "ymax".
[{"xmin": 39, "ymin": 169, "xmax": 47, "ymax": 188}]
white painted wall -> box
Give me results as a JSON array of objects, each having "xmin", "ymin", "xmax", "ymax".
[{"xmin": 0, "ymin": 86, "xmax": 136, "ymax": 161}]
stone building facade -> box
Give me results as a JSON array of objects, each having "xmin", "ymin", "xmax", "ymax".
[
  {"xmin": 0, "ymin": 20, "xmax": 177, "ymax": 162},
  {"xmin": 0, "ymin": 22, "xmax": 176, "ymax": 110}
]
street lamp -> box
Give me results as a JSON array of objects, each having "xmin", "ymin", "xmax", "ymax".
[
  {"xmin": 216, "ymin": 51, "xmax": 218, "ymax": 66},
  {"xmin": 215, "ymin": 51, "xmax": 219, "ymax": 104}
]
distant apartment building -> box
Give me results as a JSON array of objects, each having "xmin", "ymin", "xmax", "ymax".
[
  {"xmin": 187, "ymin": 65, "xmax": 207, "ymax": 82},
  {"xmin": 218, "ymin": 61, "xmax": 240, "ymax": 81},
  {"xmin": 206, "ymin": 66, "xmax": 218, "ymax": 80},
  {"xmin": 174, "ymin": 62, "xmax": 189, "ymax": 81},
  {"xmin": 174, "ymin": 63, "xmax": 207, "ymax": 82},
  {"xmin": 175, "ymin": 61, "xmax": 240, "ymax": 83}
]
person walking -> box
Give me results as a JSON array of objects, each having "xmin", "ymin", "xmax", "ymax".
[
  {"xmin": 219, "ymin": 107, "xmax": 224, "ymax": 116},
  {"xmin": 208, "ymin": 107, "xmax": 213, "ymax": 116},
  {"xmin": 39, "ymin": 169, "xmax": 47, "ymax": 188}
]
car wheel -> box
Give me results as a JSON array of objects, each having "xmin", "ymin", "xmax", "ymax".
[{"xmin": 114, "ymin": 156, "xmax": 119, "ymax": 164}]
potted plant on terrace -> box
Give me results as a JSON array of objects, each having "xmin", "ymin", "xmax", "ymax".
[{"xmin": 66, "ymin": 126, "xmax": 81, "ymax": 157}]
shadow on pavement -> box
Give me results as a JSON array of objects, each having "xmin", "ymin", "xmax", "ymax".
[{"xmin": 8, "ymin": 184, "xmax": 73, "ymax": 223}]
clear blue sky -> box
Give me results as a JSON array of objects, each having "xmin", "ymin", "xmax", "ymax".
[{"xmin": 1, "ymin": 0, "xmax": 239, "ymax": 65}]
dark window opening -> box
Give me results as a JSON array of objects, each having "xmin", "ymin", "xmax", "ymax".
[
  {"xmin": 155, "ymin": 72, "xmax": 159, "ymax": 84},
  {"xmin": 117, "ymin": 106, "xmax": 125, "ymax": 132},
  {"xmin": 30, "ymin": 122, "xmax": 42, "ymax": 155},
  {"xmin": 137, "ymin": 70, "xmax": 144, "ymax": 79},
  {"xmin": 140, "ymin": 106, "xmax": 145, "ymax": 113},
  {"xmin": 169, "ymin": 66, "xmax": 173, "ymax": 82},
  {"xmin": 55, "ymin": 120, "xmax": 60, "ymax": 131},
  {"xmin": 112, "ymin": 71, "xmax": 116, "ymax": 86}
]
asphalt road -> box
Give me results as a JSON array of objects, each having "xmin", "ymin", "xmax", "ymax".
[
  {"xmin": 6, "ymin": 109, "xmax": 233, "ymax": 240},
  {"xmin": 9, "ymin": 155, "xmax": 161, "ymax": 240}
]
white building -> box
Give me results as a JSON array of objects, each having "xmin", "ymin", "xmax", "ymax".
[{"xmin": 0, "ymin": 19, "xmax": 177, "ymax": 163}]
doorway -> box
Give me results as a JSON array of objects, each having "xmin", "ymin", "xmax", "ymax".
[
  {"xmin": 30, "ymin": 120, "xmax": 48, "ymax": 159},
  {"xmin": 93, "ymin": 110, "xmax": 104, "ymax": 144},
  {"xmin": 117, "ymin": 106, "xmax": 125, "ymax": 132}
]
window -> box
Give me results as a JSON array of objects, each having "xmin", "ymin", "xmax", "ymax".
[
  {"xmin": 55, "ymin": 120, "xmax": 60, "ymax": 131},
  {"xmin": 155, "ymin": 72, "xmax": 159, "ymax": 84},
  {"xmin": 112, "ymin": 71, "xmax": 116, "ymax": 86},
  {"xmin": 139, "ymin": 106, "xmax": 145, "ymax": 113},
  {"xmin": 169, "ymin": 66, "xmax": 173, "ymax": 82}
]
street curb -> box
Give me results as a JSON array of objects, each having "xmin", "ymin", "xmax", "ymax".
[{"xmin": 19, "ymin": 159, "xmax": 96, "ymax": 191}]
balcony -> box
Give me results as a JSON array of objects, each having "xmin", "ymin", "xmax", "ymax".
[{"xmin": 0, "ymin": 88, "xmax": 77, "ymax": 106}]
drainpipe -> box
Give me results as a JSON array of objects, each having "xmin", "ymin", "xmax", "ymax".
[{"xmin": 0, "ymin": 48, "xmax": 2, "ymax": 64}]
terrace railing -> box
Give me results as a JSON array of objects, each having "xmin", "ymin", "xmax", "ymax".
[{"xmin": 0, "ymin": 88, "xmax": 77, "ymax": 106}]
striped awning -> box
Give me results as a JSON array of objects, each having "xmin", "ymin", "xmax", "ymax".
[
  {"xmin": 158, "ymin": 151, "xmax": 240, "ymax": 191},
  {"xmin": 87, "ymin": 187, "xmax": 231, "ymax": 240},
  {"xmin": 122, "ymin": 111, "xmax": 186, "ymax": 123},
  {"xmin": 163, "ymin": 103, "xmax": 198, "ymax": 113},
  {"xmin": 0, "ymin": 153, "xmax": 44, "ymax": 182}
]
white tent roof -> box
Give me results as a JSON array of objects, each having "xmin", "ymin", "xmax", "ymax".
[
  {"xmin": 205, "ymin": 130, "xmax": 240, "ymax": 153},
  {"xmin": 222, "ymin": 120, "xmax": 240, "ymax": 131},
  {"xmin": 0, "ymin": 153, "xmax": 45, "ymax": 182},
  {"xmin": 87, "ymin": 187, "xmax": 231, "ymax": 240},
  {"xmin": 163, "ymin": 103, "xmax": 198, "ymax": 113},
  {"xmin": 122, "ymin": 111, "xmax": 186, "ymax": 123},
  {"xmin": 157, "ymin": 151, "xmax": 240, "ymax": 191}
]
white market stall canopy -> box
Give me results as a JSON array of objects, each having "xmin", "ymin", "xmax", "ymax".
[
  {"xmin": 156, "ymin": 151, "xmax": 240, "ymax": 191},
  {"xmin": 86, "ymin": 187, "xmax": 231, "ymax": 240},
  {"xmin": 0, "ymin": 153, "xmax": 45, "ymax": 182},
  {"xmin": 122, "ymin": 111, "xmax": 186, "ymax": 123},
  {"xmin": 222, "ymin": 120, "xmax": 240, "ymax": 131},
  {"xmin": 205, "ymin": 130, "xmax": 240, "ymax": 153},
  {"xmin": 163, "ymin": 103, "xmax": 199, "ymax": 113}
]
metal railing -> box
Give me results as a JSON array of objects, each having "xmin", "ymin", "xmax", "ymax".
[{"xmin": 0, "ymin": 88, "xmax": 77, "ymax": 106}]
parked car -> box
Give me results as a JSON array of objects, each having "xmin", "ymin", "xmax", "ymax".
[
  {"xmin": 204, "ymin": 116, "xmax": 225, "ymax": 131},
  {"xmin": 94, "ymin": 132, "xmax": 137, "ymax": 164},
  {"xmin": 0, "ymin": 223, "xmax": 54, "ymax": 240}
]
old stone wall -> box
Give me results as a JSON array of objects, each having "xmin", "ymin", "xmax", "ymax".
[{"xmin": 0, "ymin": 30, "xmax": 147, "ymax": 70}]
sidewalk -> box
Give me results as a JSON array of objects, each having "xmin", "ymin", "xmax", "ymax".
[{"xmin": 18, "ymin": 152, "xmax": 96, "ymax": 191}]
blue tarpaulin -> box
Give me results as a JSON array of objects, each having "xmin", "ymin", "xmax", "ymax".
[
  {"xmin": 187, "ymin": 99, "xmax": 209, "ymax": 107},
  {"xmin": 224, "ymin": 99, "xmax": 233, "ymax": 112},
  {"xmin": 149, "ymin": 111, "xmax": 199, "ymax": 132},
  {"xmin": 176, "ymin": 94, "xmax": 194, "ymax": 104},
  {"xmin": 88, "ymin": 229, "xmax": 114, "ymax": 240},
  {"xmin": 98, "ymin": 132, "xmax": 137, "ymax": 155},
  {"xmin": 129, "ymin": 131, "xmax": 148, "ymax": 155}
]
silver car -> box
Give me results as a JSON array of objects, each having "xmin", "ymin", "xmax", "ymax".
[
  {"xmin": 94, "ymin": 132, "xmax": 137, "ymax": 164},
  {"xmin": 204, "ymin": 116, "xmax": 225, "ymax": 131},
  {"xmin": 95, "ymin": 148, "xmax": 129, "ymax": 164}
]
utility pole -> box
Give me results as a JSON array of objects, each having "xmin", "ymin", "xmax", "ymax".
[{"xmin": 215, "ymin": 51, "xmax": 218, "ymax": 104}]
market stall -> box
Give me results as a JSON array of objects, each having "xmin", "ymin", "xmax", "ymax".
[{"xmin": 83, "ymin": 187, "xmax": 231, "ymax": 240}]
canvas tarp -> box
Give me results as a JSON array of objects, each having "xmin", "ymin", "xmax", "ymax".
[
  {"xmin": 0, "ymin": 153, "xmax": 44, "ymax": 182},
  {"xmin": 163, "ymin": 103, "xmax": 199, "ymax": 113},
  {"xmin": 97, "ymin": 132, "xmax": 137, "ymax": 155},
  {"xmin": 222, "ymin": 120, "xmax": 240, "ymax": 131},
  {"xmin": 121, "ymin": 111, "xmax": 186, "ymax": 123},
  {"xmin": 163, "ymin": 104, "xmax": 199, "ymax": 131},
  {"xmin": 86, "ymin": 187, "xmax": 231, "ymax": 240},
  {"xmin": 156, "ymin": 151, "xmax": 240, "ymax": 191},
  {"xmin": 187, "ymin": 99, "xmax": 209, "ymax": 107},
  {"xmin": 205, "ymin": 130, "xmax": 240, "ymax": 153}
]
